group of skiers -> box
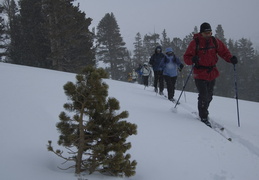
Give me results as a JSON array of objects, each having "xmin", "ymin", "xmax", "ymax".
[
  {"xmin": 144, "ymin": 22, "xmax": 238, "ymax": 128},
  {"xmin": 149, "ymin": 46, "xmax": 184, "ymax": 102}
]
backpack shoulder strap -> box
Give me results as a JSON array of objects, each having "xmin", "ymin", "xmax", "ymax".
[
  {"xmin": 195, "ymin": 36, "xmax": 218, "ymax": 54},
  {"xmin": 212, "ymin": 36, "xmax": 218, "ymax": 51},
  {"xmin": 194, "ymin": 37, "xmax": 199, "ymax": 56}
]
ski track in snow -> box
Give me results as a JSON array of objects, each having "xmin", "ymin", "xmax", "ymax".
[
  {"xmin": 225, "ymin": 129, "xmax": 259, "ymax": 158},
  {"xmin": 172, "ymin": 97, "xmax": 259, "ymax": 158}
]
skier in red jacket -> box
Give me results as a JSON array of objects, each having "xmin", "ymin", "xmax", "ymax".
[{"xmin": 184, "ymin": 22, "xmax": 238, "ymax": 127}]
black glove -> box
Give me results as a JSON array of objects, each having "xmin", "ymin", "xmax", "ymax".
[
  {"xmin": 230, "ymin": 56, "xmax": 238, "ymax": 64},
  {"xmin": 192, "ymin": 56, "xmax": 199, "ymax": 64},
  {"xmin": 178, "ymin": 64, "xmax": 184, "ymax": 72}
]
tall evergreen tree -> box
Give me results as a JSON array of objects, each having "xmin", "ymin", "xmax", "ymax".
[
  {"xmin": 235, "ymin": 38, "xmax": 256, "ymax": 100},
  {"xmin": 171, "ymin": 37, "xmax": 185, "ymax": 90},
  {"xmin": 182, "ymin": 26, "xmax": 198, "ymax": 48},
  {"xmin": 0, "ymin": 5, "xmax": 6, "ymax": 60},
  {"xmin": 213, "ymin": 24, "xmax": 233, "ymax": 98},
  {"xmin": 123, "ymin": 49, "xmax": 134, "ymax": 81},
  {"xmin": 42, "ymin": 0, "xmax": 95, "ymax": 72},
  {"xmin": 160, "ymin": 29, "xmax": 171, "ymax": 51},
  {"xmin": 143, "ymin": 33, "xmax": 160, "ymax": 57},
  {"xmin": 133, "ymin": 32, "xmax": 145, "ymax": 65},
  {"xmin": 171, "ymin": 37, "xmax": 183, "ymax": 57},
  {"xmin": 252, "ymin": 53, "xmax": 259, "ymax": 102},
  {"xmin": 2, "ymin": 0, "xmax": 21, "ymax": 63},
  {"xmin": 18, "ymin": 0, "xmax": 50, "ymax": 67},
  {"xmin": 181, "ymin": 26, "xmax": 198, "ymax": 92},
  {"xmin": 215, "ymin": 24, "xmax": 227, "ymax": 44},
  {"xmin": 48, "ymin": 66, "xmax": 137, "ymax": 176},
  {"xmin": 227, "ymin": 39, "xmax": 236, "ymax": 55},
  {"xmin": 96, "ymin": 13, "xmax": 127, "ymax": 80}
]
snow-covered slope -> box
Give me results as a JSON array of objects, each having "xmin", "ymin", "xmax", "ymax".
[{"xmin": 0, "ymin": 62, "xmax": 258, "ymax": 180}]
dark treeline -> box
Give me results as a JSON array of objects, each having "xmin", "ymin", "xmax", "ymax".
[
  {"xmin": 0, "ymin": 0, "xmax": 258, "ymax": 102},
  {"xmin": 0, "ymin": 0, "xmax": 95, "ymax": 72}
]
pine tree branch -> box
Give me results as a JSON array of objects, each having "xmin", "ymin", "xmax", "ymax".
[
  {"xmin": 57, "ymin": 164, "xmax": 76, "ymax": 171},
  {"xmin": 65, "ymin": 146, "xmax": 77, "ymax": 154}
]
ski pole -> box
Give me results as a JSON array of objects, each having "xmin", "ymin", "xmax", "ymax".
[
  {"xmin": 233, "ymin": 64, "xmax": 240, "ymax": 127},
  {"xmin": 174, "ymin": 65, "xmax": 194, "ymax": 108},
  {"xmin": 182, "ymin": 73, "xmax": 187, "ymax": 103}
]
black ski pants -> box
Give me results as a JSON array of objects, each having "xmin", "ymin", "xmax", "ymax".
[
  {"xmin": 142, "ymin": 75, "xmax": 149, "ymax": 86},
  {"xmin": 153, "ymin": 70, "xmax": 164, "ymax": 92},
  {"xmin": 164, "ymin": 75, "xmax": 177, "ymax": 100},
  {"xmin": 195, "ymin": 79, "xmax": 216, "ymax": 119}
]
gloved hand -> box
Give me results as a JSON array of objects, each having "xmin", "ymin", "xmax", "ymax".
[
  {"xmin": 230, "ymin": 56, "xmax": 238, "ymax": 64},
  {"xmin": 192, "ymin": 56, "xmax": 199, "ymax": 64},
  {"xmin": 178, "ymin": 64, "xmax": 184, "ymax": 72}
]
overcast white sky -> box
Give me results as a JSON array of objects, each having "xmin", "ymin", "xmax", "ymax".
[{"xmin": 76, "ymin": 0, "xmax": 259, "ymax": 51}]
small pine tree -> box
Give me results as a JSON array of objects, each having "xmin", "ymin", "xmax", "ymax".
[{"xmin": 47, "ymin": 66, "xmax": 137, "ymax": 177}]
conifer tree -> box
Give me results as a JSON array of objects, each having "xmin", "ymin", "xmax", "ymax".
[
  {"xmin": 96, "ymin": 12, "xmax": 128, "ymax": 80},
  {"xmin": 122, "ymin": 49, "xmax": 133, "ymax": 81},
  {"xmin": 171, "ymin": 37, "xmax": 184, "ymax": 57},
  {"xmin": 0, "ymin": 5, "xmax": 6, "ymax": 60},
  {"xmin": 235, "ymin": 38, "xmax": 256, "ymax": 100},
  {"xmin": 160, "ymin": 29, "xmax": 171, "ymax": 51},
  {"xmin": 47, "ymin": 66, "xmax": 137, "ymax": 177},
  {"xmin": 252, "ymin": 53, "xmax": 259, "ymax": 102},
  {"xmin": 213, "ymin": 24, "xmax": 233, "ymax": 98},
  {"xmin": 143, "ymin": 33, "xmax": 160, "ymax": 58},
  {"xmin": 215, "ymin": 24, "xmax": 227, "ymax": 44},
  {"xmin": 1, "ymin": 0, "xmax": 21, "ymax": 63},
  {"xmin": 18, "ymin": 0, "xmax": 51, "ymax": 67},
  {"xmin": 171, "ymin": 37, "xmax": 185, "ymax": 90},
  {"xmin": 133, "ymin": 32, "xmax": 145, "ymax": 65},
  {"xmin": 181, "ymin": 26, "xmax": 199, "ymax": 93},
  {"xmin": 42, "ymin": 0, "xmax": 95, "ymax": 72}
]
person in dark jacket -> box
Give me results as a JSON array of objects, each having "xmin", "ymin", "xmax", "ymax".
[
  {"xmin": 160, "ymin": 47, "xmax": 184, "ymax": 102},
  {"xmin": 149, "ymin": 46, "xmax": 166, "ymax": 95},
  {"xmin": 184, "ymin": 22, "xmax": 238, "ymax": 127}
]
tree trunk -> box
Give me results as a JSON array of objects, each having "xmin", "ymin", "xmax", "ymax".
[{"xmin": 75, "ymin": 108, "xmax": 85, "ymax": 174}]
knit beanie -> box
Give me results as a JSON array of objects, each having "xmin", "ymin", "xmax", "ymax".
[{"xmin": 200, "ymin": 22, "xmax": 212, "ymax": 33}]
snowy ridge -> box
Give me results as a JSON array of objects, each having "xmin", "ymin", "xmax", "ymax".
[{"xmin": 1, "ymin": 62, "xmax": 259, "ymax": 180}]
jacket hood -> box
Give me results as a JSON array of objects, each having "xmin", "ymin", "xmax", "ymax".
[
  {"xmin": 154, "ymin": 46, "xmax": 162, "ymax": 53},
  {"xmin": 165, "ymin": 47, "xmax": 173, "ymax": 53}
]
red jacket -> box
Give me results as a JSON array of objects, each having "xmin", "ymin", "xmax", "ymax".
[{"xmin": 184, "ymin": 33, "xmax": 233, "ymax": 81}]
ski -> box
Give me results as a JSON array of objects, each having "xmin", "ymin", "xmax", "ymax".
[
  {"xmin": 157, "ymin": 92, "xmax": 181, "ymax": 104},
  {"xmin": 156, "ymin": 92, "xmax": 168, "ymax": 99},
  {"xmin": 171, "ymin": 99, "xmax": 180, "ymax": 105},
  {"xmin": 210, "ymin": 120, "xmax": 232, "ymax": 141},
  {"xmin": 173, "ymin": 105, "xmax": 232, "ymax": 142},
  {"xmin": 191, "ymin": 111, "xmax": 232, "ymax": 141}
]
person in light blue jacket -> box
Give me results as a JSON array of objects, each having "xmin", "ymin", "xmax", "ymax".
[{"xmin": 160, "ymin": 47, "xmax": 184, "ymax": 102}]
